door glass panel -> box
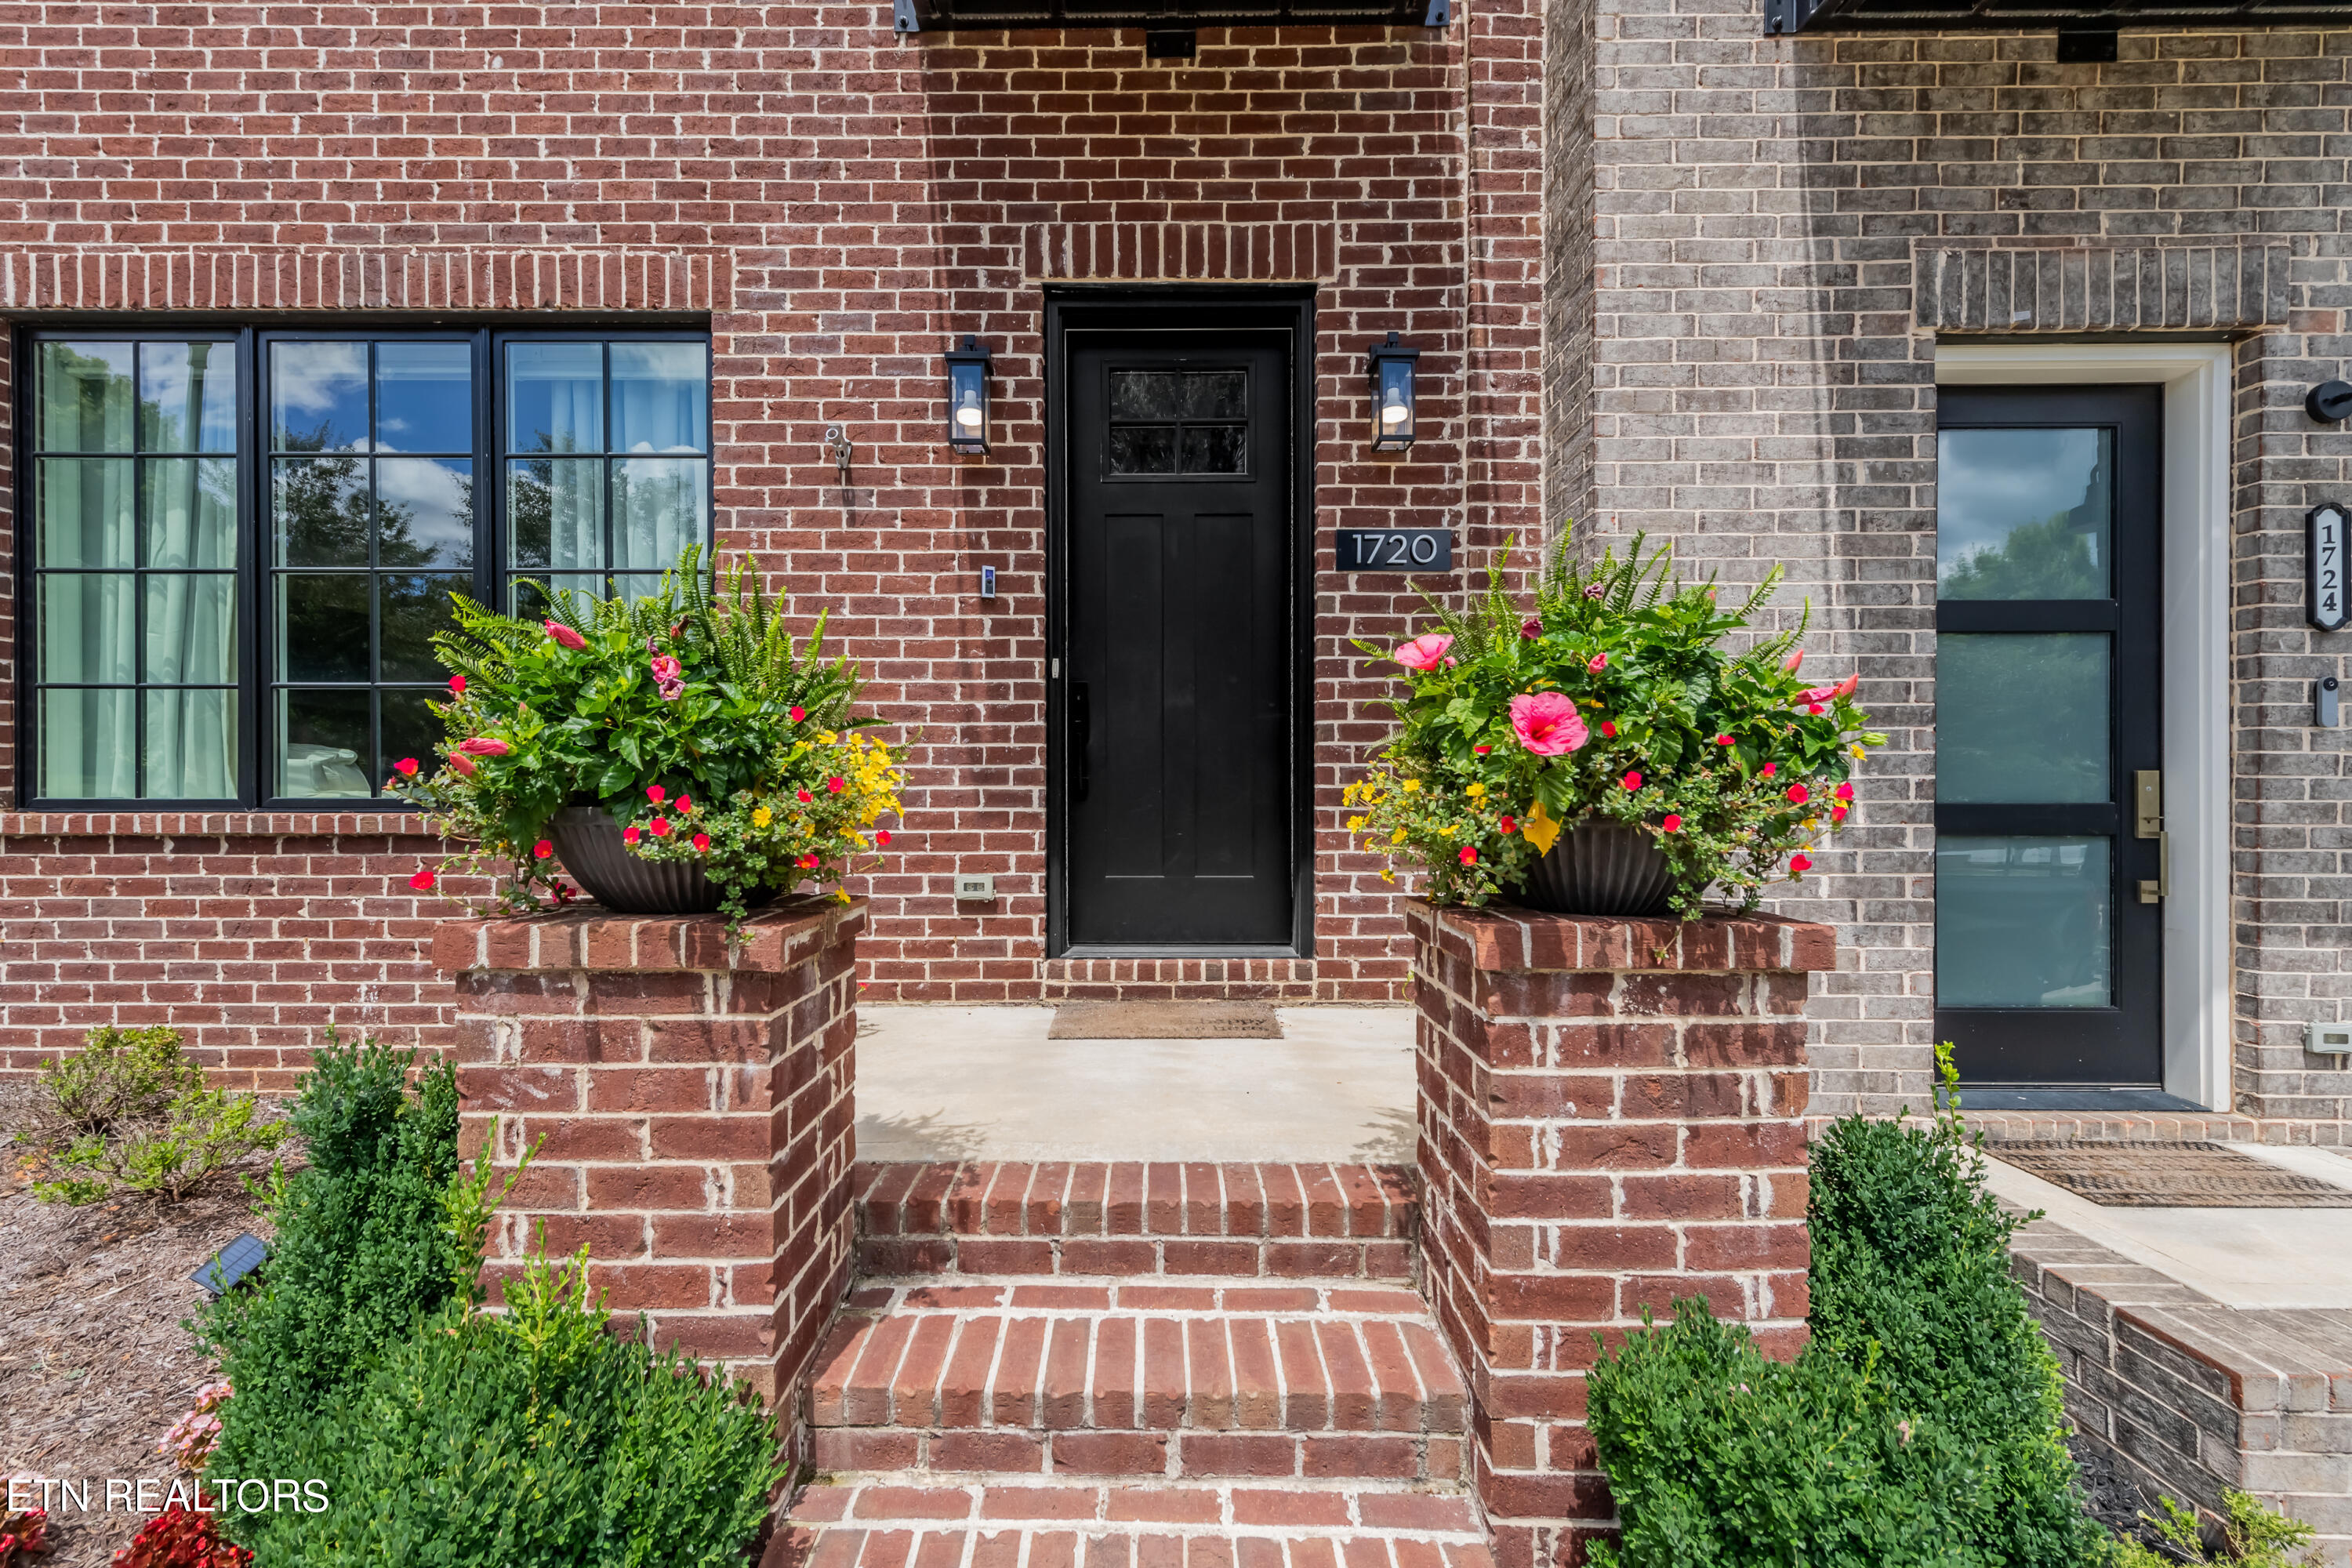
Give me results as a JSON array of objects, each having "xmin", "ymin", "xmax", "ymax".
[
  {"xmin": 1936, "ymin": 836, "xmax": 2113, "ymax": 1007},
  {"xmin": 1109, "ymin": 426, "xmax": 1178, "ymax": 474},
  {"xmin": 508, "ymin": 343, "xmax": 604, "ymax": 454},
  {"xmin": 270, "ymin": 341, "xmax": 370, "ymax": 452},
  {"xmin": 278, "ymin": 688, "xmax": 373, "ymax": 797},
  {"xmin": 40, "ymin": 343, "xmax": 135, "ymax": 452},
  {"xmin": 142, "ymin": 458, "xmax": 238, "ymax": 568},
  {"xmin": 1937, "ymin": 427, "xmax": 2112, "ymax": 600},
  {"xmin": 375, "ymin": 343, "xmax": 474, "ymax": 453},
  {"xmin": 144, "ymin": 575, "xmax": 237, "ymax": 684},
  {"xmin": 139, "ymin": 343, "xmax": 238, "ymax": 453},
  {"xmin": 40, "ymin": 688, "xmax": 134, "ymax": 797},
  {"xmin": 38, "ymin": 458, "xmax": 135, "ymax": 568},
  {"xmin": 1938, "ymin": 633, "xmax": 2110, "ymax": 803},
  {"xmin": 1181, "ymin": 426, "xmax": 1247, "ymax": 474},
  {"xmin": 146, "ymin": 689, "xmax": 238, "ymax": 799},
  {"xmin": 374, "ymin": 457, "xmax": 475, "ymax": 568},
  {"xmin": 612, "ymin": 456, "xmax": 707, "ymax": 571},
  {"xmin": 611, "ymin": 343, "xmax": 709, "ymax": 453}
]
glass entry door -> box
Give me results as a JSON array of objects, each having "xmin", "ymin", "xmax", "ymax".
[{"xmin": 1934, "ymin": 386, "xmax": 2164, "ymax": 1086}]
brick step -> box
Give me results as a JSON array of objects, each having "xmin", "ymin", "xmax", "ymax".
[
  {"xmin": 775, "ymin": 1479, "xmax": 1493, "ymax": 1568},
  {"xmin": 810, "ymin": 1279, "xmax": 1467, "ymax": 1484},
  {"xmin": 855, "ymin": 1163, "xmax": 1417, "ymax": 1283}
]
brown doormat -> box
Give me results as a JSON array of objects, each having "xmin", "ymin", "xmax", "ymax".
[
  {"xmin": 1990, "ymin": 1141, "xmax": 2352, "ymax": 1207},
  {"xmin": 1047, "ymin": 1001, "xmax": 1283, "ymax": 1040}
]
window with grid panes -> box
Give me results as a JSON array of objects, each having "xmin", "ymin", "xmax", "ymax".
[{"xmin": 19, "ymin": 328, "xmax": 711, "ymax": 808}]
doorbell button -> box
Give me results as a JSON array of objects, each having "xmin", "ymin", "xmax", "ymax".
[{"xmin": 2321, "ymin": 675, "xmax": 2342, "ymax": 728}]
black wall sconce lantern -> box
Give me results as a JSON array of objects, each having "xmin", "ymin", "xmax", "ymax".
[
  {"xmin": 1367, "ymin": 332, "xmax": 1421, "ymax": 452},
  {"xmin": 946, "ymin": 335, "xmax": 994, "ymax": 453}
]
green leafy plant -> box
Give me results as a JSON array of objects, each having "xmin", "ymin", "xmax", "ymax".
[
  {"xmin": 218, "ymin": 1238, "xmax": 785, "ymax": 1565},
  {"xmin": 1345, "ymin": 532, "xmax": 1885, "ymax": 913},
  {"xmin": 1584, "ymin": 1301, "xmax": 1983, "ymax": 1568},
  {"xmin": 10, "ymin": 1026, "xmax": 285, "ymax": 1204},
  {"xmin": 198, "ymin": 1031, "xmax": 471, "ymax": 1472},
  {"xmin": 1809, "ymin": 1044, "xmax": 2108, "ymax": 1568},
  {"xmin": 2114, "ymin": 1491, "xmax": 2321, "ymax": 1568},
  {"xmin": 390, "ymin": 543, "xmax": 904, "ymax": 921}
]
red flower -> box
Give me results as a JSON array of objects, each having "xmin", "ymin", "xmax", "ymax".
[
  {"xmin": 623, "ymin": 826, "xmax": 641, "ymax": 844},
  {"xmin": 458, "ymin": 737, "xmax": 510, "ymax": 756},
  {"xmin": 789, "ymin": 706, "xmax": 807, "ymax": 723},
  {"xmin": 1715, "ymin": 734, "xmax": 1735, "ymax": 747},
  {"xmin": 448, "ymin": 673, "xmax": 467, "ymax": 694},
  {"xmin": 394, "ymin": 756, "xmax": 419, "ymax": 778},
  {"xmin": 1621, "ymin": 770, "xmax": 1642, "ymax": 791},
  {"xmin": 1457, "ymin": 845, "xmax": 1478, "ymax": 865},
  {"xmin": 408, "ymin": 869, "xmax": 436, "ymax": 891},
  {"xmin": 797, "ymin": 853, "xmax": 820, "ymax": 869},
  {"xmin": 692, "ymin": 832, "xmax": 711, "ymax": 851},
  {"xmin": 1498, "ymin": 815, "xmax": 1516, "ymax": 833},
  {"xmin": 1786, "ymin": 783, "xmax": 1809, "ymax": 804},
  {"xmin": 1473, "ymin": 744, "xmax": 1492, "ymax": 755},
  {"xmin": 533, "ymin": 840, "xmax": 554, "ymax": 859},
  {"xmin": 1661, "ymin": 814, "xmax": 1682, "ymax": 833},
  {"xmin": 544, "ymin": 619, "xmax": 586, "ymax": 650},
  {"xmin": 1520, "ymin": 618, "xmax": 1541, "ymax": 641},
  {"xmin": 448, "ymin": 752, "xmax": 477, "ymax": 777},
  {"xmin": 1588, "ymin": 652, "xmax": 1607, "ymax": 673},
  {"xmin": 1394, "ymin": 632, "xmax": 1456, "ymax": 671},
  {"xmin": 877, "ymin": 829, "xmax": 893, "ymax": 845},
  {"xmin": 649, "ymin": 817, "xmax": 672, "ymax": 837},
  {"xmin": 649, "ymin": 654, "xmax": 682, "ymax": 683},
  {"xmin": 1834, "ymin": 782, "xmax": 1854, "ymax": 801},
  {"xmin": 1831, "ymin": 804, "xmax": 1849, "ymax": 822},
  {"xmin": 797, "ymin": 789, "xmax": 812, "ymax": 803},
  {"xmin": 1759, "ymin": 761, "xmax": 1776, "ymax": 777},
  {"xmin": 1784, "ymin": 649, "xmax": 1805, "ymax": 673},
  {"xmin": 647, "ymin": 784, "xmax": 666, "ymax": 804},
  {"xmin": 1789, "ymin": 852, "xmax": 1813, "ymax": 873},
  {"xmin": 1600, "ymin": 720, "xmax": 1617, "ymax": 739},
  {"xmin": 677, "ymin": 794, "xmax": 693, "ymax": 814},
  {"xmin": 827, "ymin": 776, "xmax": 846, "ymax": 793}
]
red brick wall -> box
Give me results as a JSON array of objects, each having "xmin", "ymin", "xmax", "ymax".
[{"xmin": 0, "ymin": 5, "xmax": 1548, "ymax": 1062}]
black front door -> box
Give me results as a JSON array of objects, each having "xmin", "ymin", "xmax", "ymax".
[
  {"xmin": 1061, "ymin": 326, "xmax": 1294, "ymax": 946},
  {"xmin": 1934, "ymin": 385, "xmax": 2164, "ymax": 1085}
]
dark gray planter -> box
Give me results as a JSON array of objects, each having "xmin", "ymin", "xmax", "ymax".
[
  {"xmin": 545, "ymin": 804, "xmax": 766, "ymax": 916},
  {"xmin": 1514, "ymin": 817, "xmax": 1676, "ymax": 917}
]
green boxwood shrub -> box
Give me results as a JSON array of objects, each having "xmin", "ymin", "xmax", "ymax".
[{"xmin": 1588, "ymin": 1048, "xmax": 2109, "ymax": 1568}]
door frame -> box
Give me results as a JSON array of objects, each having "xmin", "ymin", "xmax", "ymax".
[
  {"xmin": 1935, "ymin": 341, "xmax": 2233, "ymax": 1111},
  {"xmin": 1042, "ymin": 286, "xmax": 1319, "ymax": 960}
]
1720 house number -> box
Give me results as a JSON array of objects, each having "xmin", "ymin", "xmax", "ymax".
[{"xmin": 1335, "ymin": 528, "xmax": 1454, "ymax": 572}]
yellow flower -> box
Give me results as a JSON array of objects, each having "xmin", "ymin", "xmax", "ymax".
[
  {"xmin": 1803, "ymin": 818, "xmax": 1818, "ymax": 831},
  {"xmin": 1392, "ymin": 829, "xmax": 1408, "ymax": 844},
  {"xmin": 1522, "ymin": 799, "xmax": 1563, "ymax": 855},
  {"xmin": 1466, "ymin": 783, "xmax": 1486, "ymax": 799},
  {"xmin": 1348, "ymin": 815, "xmax": 1367, "ymax": 832},
  {"xmin": 1438, "ymin": 824, "xmax": 1454, "ymax": 838},
  {"xmin": 753, "ymin": 806, "xmax": 774, "ymax": 829},
  {"xmin": 1850, "ymin": 744, "xmax": 1867, "ymax": 760},
  {"xmin": 1381, "ymin": 869, "xmax": 1396, "ymax": 884},
  {"xmin": 1403, "ymin": 779, "xmax": 1421, "ymax": 793}
]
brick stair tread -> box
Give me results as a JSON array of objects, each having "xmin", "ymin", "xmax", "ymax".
[
  {"xmin": 775, "ymin": 1479, "xmax": 1492, "ymax": 1568},
  {"xmin": 813, "ymin": 1279, "xmax": 1466, "ymax": 1446}
]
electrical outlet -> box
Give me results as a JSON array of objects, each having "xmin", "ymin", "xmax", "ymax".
[
  {"xmin": 955, "ymin": 873, "xmax": 996, "ymax": 900},
  {"xmin": 2309, "ymin": 1022, "xmax": 2352, "ymax": 1054}
]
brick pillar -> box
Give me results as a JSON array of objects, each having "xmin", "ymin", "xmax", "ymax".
[
  {"xmin": 1408, "ymin": 900, "xmax": 1833, "ymax": 1568},
  {"xmin": 434, "ymin": 900, "xmax": 862, "ymax": 1460}
]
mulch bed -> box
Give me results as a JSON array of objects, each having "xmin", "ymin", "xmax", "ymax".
[
  {"xmin": 1991, "ymin": 1140, "xmax": 2352, "ymax": 1207},
  {"xmin": 0, "ymin": 1131, "xmax": 277, "ymax": 1568}
]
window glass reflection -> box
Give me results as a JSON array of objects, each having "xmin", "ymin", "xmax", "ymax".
[
  {"xmin": 1937, "ymin": 427, "xmax": 2112, "ymax": 600},
  {"xmin": 1936, "ymin": 836, "xmax": 2113, "ymax": 1008}
]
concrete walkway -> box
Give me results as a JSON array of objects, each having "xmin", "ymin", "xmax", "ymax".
[
  {"xmin": 1981, "ymin": 1142, "xmax": 2352, "ymax": 1309},
  {"xmin": 855, "ymin": 1005, "xmax": 1416, "ymax": 1163}
]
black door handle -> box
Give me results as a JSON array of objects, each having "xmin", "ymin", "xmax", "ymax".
[{"xmin": 1070, "ymin": 682, "xmax": 1090, "ymax": 803}]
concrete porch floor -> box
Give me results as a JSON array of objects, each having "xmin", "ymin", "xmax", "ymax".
[
  {"xmin": 855, "ymin": 1005, "xmax": 1416, "ymax": 1163},
  {"xmin": 1981, "ymin": 1142, "xmax": 2352, "ymax": 1309}
]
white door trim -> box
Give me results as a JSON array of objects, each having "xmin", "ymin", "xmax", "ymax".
[{"xmin": 1933, "ymin": 341, "xmax": 2233, "ymax": 1111}]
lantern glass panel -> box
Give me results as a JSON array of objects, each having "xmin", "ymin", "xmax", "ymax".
[
  {"xmin": 949, "ymin": 361, "xmax": 989, "ymax": 451},
  {"xmin": 1372, "ymin": 358, "xmax": 1416, "ymax": 449}
]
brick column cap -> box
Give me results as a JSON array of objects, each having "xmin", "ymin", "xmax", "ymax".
[
  {"xmin": 1404, "ymin": 898, "xmax": 1835, "ymax": 975},
  {"xmin": 433, "ymin": 898, "xmax": 866, "ymax": 976}
]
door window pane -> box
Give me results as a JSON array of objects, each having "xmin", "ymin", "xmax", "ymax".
[
  {"xmin": 508, "ymin": 343, "xmax": 604, "ymax": 454},
  {"xmin": 145, "ymin": 575, "xmax": 237, "ymax": 684},
  {"xmin": 1936, "ymin": 837, "xmax": 2113, "ymax": 1007},
  {"xmin": 273, "ymin": 456, "xmax": 372, "ymax": 566},
  {"xmin": 1107, "ymin": 368, "xmax": 1250, "ymax": 478},
  {"xmin": 1938, "ymin": 633, "xmax": 2110, "ymax": 804},
  {"xmin": 40, "ymin": 688, "xmax": 135, "ymax": 798},
  {"xmin": 1937, "ymin": 428, "xmax": 2112, "ymax": 600},
  {"xmin": 611, "ymin": 343, "xmax": 708, "ymax": 453},
  {"xmin": 613, "ymin": 457, "xmax": 709, "ymax": 571},
  {"xmin": 278, "ymin": 688, "xmax": 373, "ymax": 798},
  {"xmin": 38, "ymin": 458, "xmax": 135, "ymax": 568},
  {"xmin": 142, "ymin": 458, "xmax": 237, "ymax": 569},
  {"xmin": 146, "ymin": 689, "xmax": 238, "ymax": 799},
  {"xmin": 40, "ymin": 574, "xmax": 136, "ymax": 684},
  {"xmin": 373, "ymin": 458, "xmax": 474, "ymax": 568}
]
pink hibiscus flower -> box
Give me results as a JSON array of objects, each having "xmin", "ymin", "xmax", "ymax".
[
  {"xmin": 1508, "ymin": 691, "xmax": 1588, "ymax": 756},
  {"xmin": 1392, "ymin": 632, "xmax": 1455, "ymax": 672}
]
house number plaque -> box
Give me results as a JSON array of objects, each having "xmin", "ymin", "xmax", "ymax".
[
  {"xmin": 2311, "ymin": 503, "xmax": 2350, "ymax": 632},
  {"xmin": 1335, "ymin": 528, "xmax": 1453, "ymax": 572}
]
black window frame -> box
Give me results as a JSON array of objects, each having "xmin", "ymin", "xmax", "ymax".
[{"xmin": 13, "ymin": 322, "xmax": 714, "ymax": 812}]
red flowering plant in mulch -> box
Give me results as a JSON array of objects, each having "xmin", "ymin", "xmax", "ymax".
[
  {"xmin": 110, "ymin": 1504, "xmax": 249, "ymax": 1568},
  {"xmin": 1, "ymin": 1501, "xmax": 52, "ymax": 1566},
  {"xmin": 387, "ymin": 543, "xmax": 904, "ymax": 922},
  {"xmin": 1344, "ymin": 532, "xmax": 1886, "ymax": 914}
]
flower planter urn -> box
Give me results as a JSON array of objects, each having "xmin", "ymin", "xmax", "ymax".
[
  {"xmin": 545, "ymin": 805, "xmax": 747, "ymax": 915},
  {"xmin": 1512, "ymin": 818, "xmax": 1675, "ymax": 917}
]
